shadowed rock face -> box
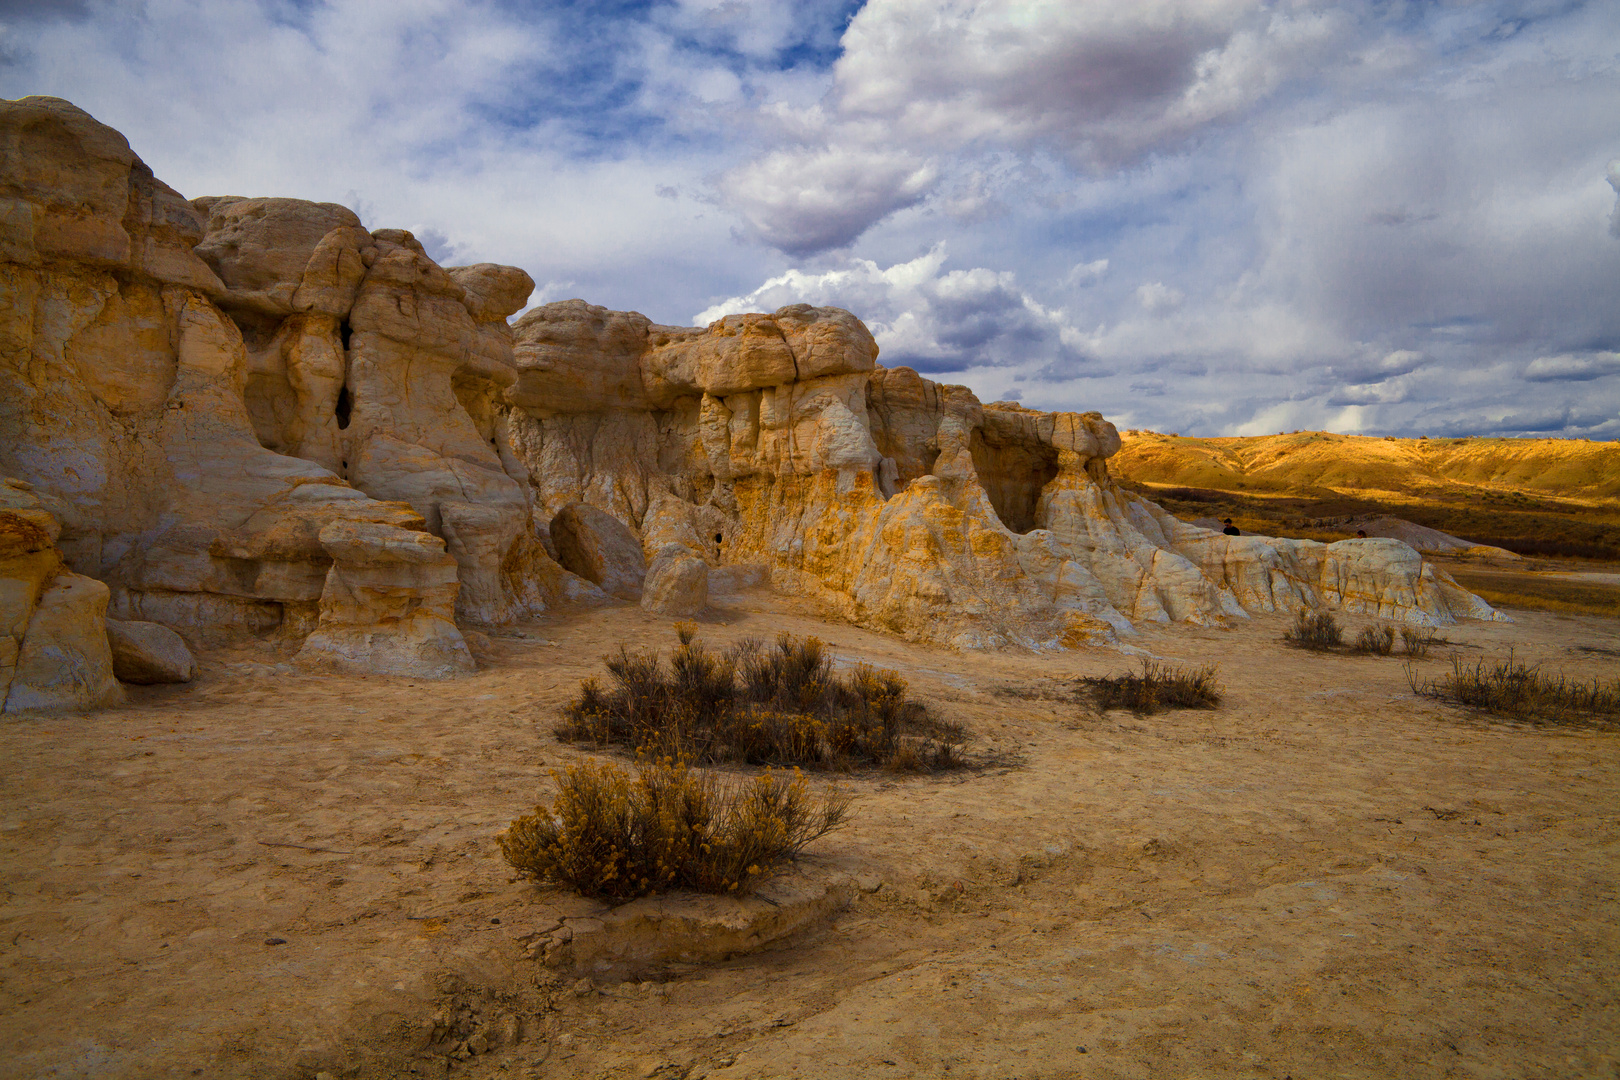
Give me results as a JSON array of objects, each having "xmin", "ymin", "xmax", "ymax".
[{"xmin": 0, "ymin": 97, "xmax": 1503, "ymax": 690}]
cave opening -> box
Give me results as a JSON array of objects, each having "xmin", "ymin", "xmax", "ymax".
[
  {"xmin": 338, "ymin": 318, "xmax": 352, "ymax": 352},
  {"xmin": 969, "ymin": 432, "xmax": 1060, "ymax": 534},
  {"xmin": 335, "ymin": 386, "xmax": 352, "ymax": 430}
]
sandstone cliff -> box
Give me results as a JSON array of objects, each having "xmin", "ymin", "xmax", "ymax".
[
  {"xmin": 0, "ymin": 97, "xmax": 1500, "ymax": 702},
  {"xmin": 504, "ymin": 303, "xmax": 1500, "ymax": 650}
]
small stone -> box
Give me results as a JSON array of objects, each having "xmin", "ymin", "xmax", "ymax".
[
  {"xmin": 856, "ymin": 875, "xmax": 884, "ymax": 894},
  {"xmin": 265, "ymin": 937, "xmax": 287, "ymax": 945},
  {"xmin": 466, "ymin": 1032, "xmax": 489, "ymax": 1055},
  {"xmin": 571, "ymin": 978, "xmax": 594, "ymax": 996}
]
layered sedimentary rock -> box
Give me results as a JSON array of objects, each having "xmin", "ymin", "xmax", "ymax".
[
  {"xmin": 0, "ymin": 97, "xmax": 1500, "ymax": 699},
  {"xmin": 505, "ymin": 303, "xmax": 1502, "ymax": 647},
  {"xmin": 0, "ymin": 96, "xmax": 581, "ymax": 682}
]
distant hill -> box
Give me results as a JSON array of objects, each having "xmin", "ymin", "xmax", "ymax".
[{"xmin": 1110, "ymin": 431, "xmax": 1620, "ymax": 560}]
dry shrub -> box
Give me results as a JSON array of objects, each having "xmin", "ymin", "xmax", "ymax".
[
  {"xmin": 557, "ymin": 628, "xmax": 965, "ymax": 771},
  {"xmin": 1284, "ymin": 609, "xmax": 1343, "ymax": 651},
  {"xmin": 1078, "ymin": 661, "xmax": 1222, "ymax": 714},
  {"xmin": 499, "ymin": 757, "xmax": 851, "ymax": 899},
  {"xmin": 1400, "ymin": 626, "xmax": 1438, "ymax": 658},
  {"xmin": 1353, "ymin": 625, "xmax": 1396, "ymax": 656},
  {"xmin": 1407, "ymin": 651, "xmax": 1620, "ymax": 726}
]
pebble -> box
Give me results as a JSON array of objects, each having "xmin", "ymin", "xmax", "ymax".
[{"xmin": 264, "ymin": 937, "xmax": 287, "ymax": 946}]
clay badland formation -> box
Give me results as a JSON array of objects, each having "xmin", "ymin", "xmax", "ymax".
[
  {"xmin": 1111, "ymin": 429, "xmax": 1620, "ymax": 558},
  {"xmin": 4, "ymin": 97, "xmax": 1620, "ymax": 1080},
  {"xmin": 0, "ymin": 97, "xmax": 1504, "ymax": 712}
]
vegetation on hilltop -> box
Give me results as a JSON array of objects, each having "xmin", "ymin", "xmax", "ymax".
[{"xmin": 1111, "ymin": 430, "xmax": 1620, "ymax": 560}]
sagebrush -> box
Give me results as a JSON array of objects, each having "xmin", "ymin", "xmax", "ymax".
[
  {"xmin": 1284, "ymin": 609, "xmax": 1343, "ymax": 651},
  {"xmin": 1407, "ymin": 651, "xmax": 1620, "ymax": 726},
  {"xmin": 1353, "ymin": 625, "xmax": 1395, "ymax": 655},
  {"xmin": 1290, "ymin": 611, "xmax": 1436, "ymax": 657},
  {"xmin": 1078, "ymin": 660, "xmax": 1222, "ymax": 714},
  {"xmin": 556, "ymin": 626, "xmax": 965, "ymax": 771},
  {"xmin": 499, "ymin": 757, "xmax": 851, "ymax": 899}
]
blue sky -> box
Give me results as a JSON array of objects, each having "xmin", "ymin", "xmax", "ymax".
[{"xmin": 4, "ymin": 0, "xmax": 1618, "ymax": 438}]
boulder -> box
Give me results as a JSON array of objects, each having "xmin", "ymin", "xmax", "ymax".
[
  {"xmin": 550, "ymin": 504, "xmax": 646, "ymax": 601},
  {"xmin": 191, "ymin": 196, "xmax": 368, "ymax": 317},
  {"xmin": 105, "ymin": 618, "xmax": 195, "ymax": 684},
  {"xmin": 293, "ymin": 521, "xmax": 474, "ymax": 679},
  {"xmin": 641, "ymin": 546, "xmax": 708, "ymax": 617},
  {"xmin": 4, "ymin": 571, "xmax": 123, "ymax": 713}
]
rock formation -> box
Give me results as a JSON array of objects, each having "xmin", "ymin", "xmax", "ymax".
[
  {"xmin": 0, "ymin": 96, "xmax": 1502, "ymax": 703},
  {"xmin": 504, "ymin": 305, "xmax": 1501, "ymax": 649},
  {"xmin": 0, "ymin": 96, "xmax": 578, "ymax": 694}
]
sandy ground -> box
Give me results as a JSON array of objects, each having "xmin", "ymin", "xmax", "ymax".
[{"xmin": 2, "ymin": 585, "xmax": 1618, "ymax": 1080}]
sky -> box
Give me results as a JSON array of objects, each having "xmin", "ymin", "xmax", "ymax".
[{"xmin": 4, "ymin": 0, "xmax": 1618, "ymax": 439}]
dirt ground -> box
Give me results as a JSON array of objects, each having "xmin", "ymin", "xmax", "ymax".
[{"xmin": 2, "ymin": 584, "xmax": 1618, "ymax": 1080}]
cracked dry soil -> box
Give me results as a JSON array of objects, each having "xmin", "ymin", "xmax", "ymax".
[{"xmin": 1, "ymin": 585, "xmax": 1617, "ymax": 1080}]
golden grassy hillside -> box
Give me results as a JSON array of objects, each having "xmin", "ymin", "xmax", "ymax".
[{"xmin": 1110, "ymin": 430, "xmax": 1620, "ymax": 560}]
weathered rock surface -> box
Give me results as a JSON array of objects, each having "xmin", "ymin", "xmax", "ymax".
[
  {"xmin": 541, "ymin": 867, "xmax": 855, "ymax": 980},
  {"xmin": 5, "ymin": 568, "xmax": 123, "ymax": 713},
  {"xmin": 292, "ymin": 521, "xmax": 474, "ymax": 679},
  {"xmin": 505, "ymin": 302, "xmax": 1503, "ymax": 645},
  {"xmin": 105, "ymin": 618, "xmax": 195, "ymax": 684},
  {"xmin": 0, "ymin": 97, "xmax": 1501, "ymax": 702},
  {"xmin": 0, "ymin": 96, "xmax": 598, "ymax": 684},
  {"xmin": 641, "ymin": 545, "xmax": 708, "ymax": 617},
  {"xmin": 1, "ymin": 477, "xmax": 123, "ymax": 711},
  {"xmin": 550, "ymin": 503, "xmax": 646, "ymax": 601}
]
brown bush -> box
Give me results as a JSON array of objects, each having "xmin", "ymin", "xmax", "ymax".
[
  {"xmin": 1407, "ymin": 651, "xmax": 1620, "ymax": 726},
  {"xmin": 499, "ymin": 757, "xmax": 851, "ymax": 899},
  {"xmin": 1400, "ymin": 626, "xmax": 1437, "ymax": 658},
  {"xmin": 1078, "ymin": 661, "xmax": 1222, "ymax": 714},
  {"xmin": 1284, "ymin": 609, "xmax": 1343, "ymax": 651},
  {"xmin": 1353, "ymin": 625, "xmax": 1396, "ymax": 655},
  {"xmin": 556, "ymin": 627, "xmax": 965, "ymax": 771}
]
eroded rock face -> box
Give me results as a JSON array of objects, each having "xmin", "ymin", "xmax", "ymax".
[
  {"xmin": 0, "ymin": 97, "xmax": 1501, "ymax": 702},
  {"xmin": 503, "ymin": 301, "xmax": 1503, "ymax": 645},
  {"xmin": 0, "ymin": 96, "xmax": 589, "ymax": 682},
  {"xmin": 293, "ymin": 521, "xmax": 473, "ymax": 679}
]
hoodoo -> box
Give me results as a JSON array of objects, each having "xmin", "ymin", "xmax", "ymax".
[{"xmin": 0, "ymin": 96, "xmax": 1500, "ymax": 707}]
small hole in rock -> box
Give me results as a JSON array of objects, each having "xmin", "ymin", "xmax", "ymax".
[
  {"xmin": 335, "ymin": 387, "xmax": 352, "ymax": 430},
  {"xmin": 715, "ymin": 533, "xmax": 723, "ymax": 544}
]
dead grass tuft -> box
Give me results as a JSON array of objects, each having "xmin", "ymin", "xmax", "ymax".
[
  {"xmin": 499, "ymin": 757, "xmax": 850, "ymax": 899},
  {"xmin": 1400, "ymin": 626, "xmax": 1438, "ymax": 658},
  {"xmin": 557, "ymin": 627, "xmax": 965, "ymax": 771},
  {"xmin": 1285, "ymin": 609, "xmax": 1343, "ymax": 651},
  {"xmin": 1407, "ymin": 651, "xmax": 1620, "ymax": 726},
  {"xmin": 1078, "ymin": 661, "xmax": 1222, "ymax": 714},
  {"xmin": 1353, "ymin": 625, "xmax": 1396, "ymax": 655}
]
